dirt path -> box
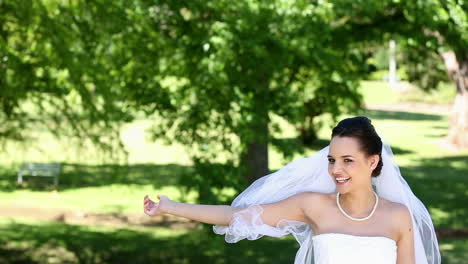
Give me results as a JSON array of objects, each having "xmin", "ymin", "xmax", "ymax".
[{"xmin": 0, "ymin": 203, "xmax": 196, "ymax": 229}]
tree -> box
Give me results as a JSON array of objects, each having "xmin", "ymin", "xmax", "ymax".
[
  {"xmin": 329, "ymin": 0, "xmax": 468, "ymax": 148},
  {"xmin": 123, "ymin": 0, "xmax": 367, "ymax": 187},
  {"xmin": 2, "ymin": 0, "xmax": 366, "ymax": 202},
  {"xmin": 399, "ymin": 0, "xmax": 468, "ymax": 149},
  {"xmin": 8, "ymin": 0, "xmax": 466, "ymax": 205},
  {"xmin": 0, "ymin": 0, "xmax": 134, "ymax": 156}
]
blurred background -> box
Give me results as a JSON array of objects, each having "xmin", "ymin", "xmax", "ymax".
[{"xmin": 1, "ymin": 0, "xmax": 467, "ymax": 263}]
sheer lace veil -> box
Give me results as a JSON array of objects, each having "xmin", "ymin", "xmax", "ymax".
[{"xmin": 213, "ymin": 143, "xmax": 441, "ymax": 264}]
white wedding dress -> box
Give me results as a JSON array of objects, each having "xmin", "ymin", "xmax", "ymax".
[
  {"xmin": 214, "ymin": 205, "xmax": 399, "ymax": 264},
  {"xmin": 312, "ymin": 233, "xmax": 397, "ymax": 264},
  {"xmin": 214, "ymin": 145, "xmax": 440, "ymax": 264}
]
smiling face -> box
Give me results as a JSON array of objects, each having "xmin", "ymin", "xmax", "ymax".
[{"xmin": 327, "ymin": 136, "xmax": 379, "ymax": 194}]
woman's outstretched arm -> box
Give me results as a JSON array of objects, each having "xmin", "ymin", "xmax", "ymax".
[
  {"xmin": 144, "ymin": 192, "xmax": 320, "ymax": 226},
  {"xmin": 144, "ymin": 195, "xmax": 242, "ymax": 225}
]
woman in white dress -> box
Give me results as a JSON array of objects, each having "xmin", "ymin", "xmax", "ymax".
[{"xmin": 143, "ymin": 116, "xmax": 440, "ymax": 264}]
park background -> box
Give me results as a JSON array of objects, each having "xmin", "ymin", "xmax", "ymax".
[{"xmin": 1, "ymin": 1, "xmax": 467, "ymax": 263}]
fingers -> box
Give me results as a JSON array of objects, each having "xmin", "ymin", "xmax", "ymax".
[
  {"xmin": 144, "ymin": 203, "xmax": 159, "ymax": 216},
  {"xmin": 144, "ymin": 194, "xmax": 164, "ymax": 203},
  {"xmin": 144, "ymin": 195, "xmax": 152, "ymax": 212},
  {"xmin": 144, "ymin": 202, "xmax": 152, "ymax": 214},
  {"xmin": 144, "ymin": 195, "xmax": 160, "ymax": 201},
  {"xmin": 144, "ymin": 195, "xmax": 153, "ymax": 204},
  {"xmin": 143, "ymin": 195, "xmax": 164, "ymax": 216},
  {"xmin": 143, "ymin": 195, "xmax": 159, "ymax": 209}
]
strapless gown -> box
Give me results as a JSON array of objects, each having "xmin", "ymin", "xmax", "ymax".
[{"xmin": 312, "ymin": 233, "xmax": 397, "ymax": 264}]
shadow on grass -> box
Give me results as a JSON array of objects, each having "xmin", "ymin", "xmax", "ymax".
[
  {"xmin": 1, "ymin": 136, "xmax": 333, "ymax": 193},
  {"xmin": 386, "ymin": 145, "xmax": 413, "ymax": 155},
  {"xmin": 270, "ymin": 137, "xmax": 329, "ymax": 159},
  {"xmin": 364, "ymin": 109, "xmax": 444, "ymax": 121},
  {"xmin": 0, "ymin": 221, "xmax": 298, "ymax": 264},
  {"xmin": 439, "ymin": 238, "xmax": 468, "ymax": 264},
  {"xmin": 0, "ymin": 220, "xmax": 467, "ymax": 264},
  {"xmin": 400, "ymin": 155, "xmax": 468, "ymax": 229},
  {"xmin": 0, "ymin": 163, "xmax": 193, "ymax": 192},
  {"xmin": 425, "ymin": 133, "xmax": 449, "ymax": 139}
]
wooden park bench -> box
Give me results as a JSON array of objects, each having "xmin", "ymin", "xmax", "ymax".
[{"xmin": 17, "ymin": 162, "xmax": 62, "ymax": 186}]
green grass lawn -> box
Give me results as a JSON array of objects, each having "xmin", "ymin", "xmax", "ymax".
[
  {"xmin": 0, "ymin": 163, "xmax": 196, "ymax": 214},
  {"xmin": 360, "ymin": 80, "xmax": 456, "ymax": 105},
  {"xmin": 0, "ymin": 218, "xmax": 466, "ymax": 264},
  {"xmin": 3, "ymin": 112, "xmax": 465, "ymax": 226},
  {"xmin": 0, "ymin": 80, "xmax": 467, "ymax": 263}
]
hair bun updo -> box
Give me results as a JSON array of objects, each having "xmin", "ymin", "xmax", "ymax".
[{"xmin": 331, "ymin": 116, "xmax": 383, "ymax": 177}]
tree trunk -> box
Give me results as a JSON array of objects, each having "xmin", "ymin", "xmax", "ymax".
[
  {"xmin": 244, "ymin": 138, "xmax": 269, "ymax": 183},
  {"xmin": 242, "ymin": 75, "xmax": 270, "ymax": 183},
  {"xmin": 299, "ymin": 115, "xmax": 318, "ymax": 146},
  {"xmin": 441, "ymin": 51, "xmax": 468, "ymax": 149}
]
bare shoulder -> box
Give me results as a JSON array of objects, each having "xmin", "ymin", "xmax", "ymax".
[
  {"xmin": 291, "ymin": 192, "xmax": 331, "ymax": 224},
  {"xmin": 295, "ymin": 192, "xmax": 331, "ymax": 203},
  {"xmin": 380, "ymin": 199, "xmax": 413, "ymax": 237},
  {"xmin": 294, "ymin": 192, "xmax": 334, "ymax": 212},
  {"xmin": 382, "ymin": 199, "xmax": 411, "ymax": 218},
  {"xmin": 379, "ymin": 198, "xmax": 411, "ymax": 217}
]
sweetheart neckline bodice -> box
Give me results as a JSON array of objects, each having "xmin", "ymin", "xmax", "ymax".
[
  {"xmin": 313, "ymin": 232, "xmax": 397, "ymax": 245},
  {"xmin": 312, "ymin": 232, "xmax": 398, "ymax": 264}
]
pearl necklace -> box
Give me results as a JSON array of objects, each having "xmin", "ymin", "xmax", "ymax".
[{"xmin": 336, "ymin": 191, "xmax": 379, "ymax": 222}]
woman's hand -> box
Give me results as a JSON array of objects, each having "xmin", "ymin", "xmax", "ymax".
[{"xmin": 144, "ymin": 194, "xmax": 169, "ymax": 217}]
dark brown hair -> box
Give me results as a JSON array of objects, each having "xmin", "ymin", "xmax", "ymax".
[{"xmin": 331, "ymin": 116, "xmax": 383, "ymax": 177}]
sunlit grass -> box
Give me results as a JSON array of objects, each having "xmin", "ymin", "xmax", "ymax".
[
  {"xmin": 360, "ymin": 80, "xmax": 456, "ymax": 105},
  {"xmin": 399, "ymin": 82, "xmax": 456, "ymax": 105},
  {"xmin": 0, "ymin": 184, "xmax": 189, "ymax": 214},
  {"xmin": 360, "ymin": 80, "xmax": 401, "ymax": 104}
]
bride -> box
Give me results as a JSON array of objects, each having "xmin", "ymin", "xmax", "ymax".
[{"xmin": 143, "ymin": 116, "xmax": 440, "ymax": 264}]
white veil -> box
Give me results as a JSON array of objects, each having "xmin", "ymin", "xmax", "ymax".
[{"xmin": 213, "ymin": 144, "xmax": 440, "ymax": 264}]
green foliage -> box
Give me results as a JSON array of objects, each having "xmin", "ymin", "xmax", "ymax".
[
  {"xmin": 182, "ymin": 160, "xmax": 245, "ymax": 205},
  {"xmin": 400, "ymin": 40, "xmax": 450, "ymax": 91},
  {"xmin": 371, "ymin": 47, "xmax": 391, "ymax": 71},
  {"xmin": 118, "ymin": 0, "xmax": 367, "ymax": 196},
  {"xmin": 394, "ymin": 0, "xmax": 467, "ymax": 90},
  {"xmin": 0, "ymin": 0, "xmax": 132, "ymax": 156},
  {"xmin": 324, "ymin": 0, "xmax": 467, "ymax": 91},
  {"xmin": 2, "ymin": 0, "xmax": 467, "ymax": 204},
  {"xmin": 2, "ymin": 0, "xmax": 366, "ymax": 186},
  {"xmin": 129, "ymin": 0, "xmax": 365, "ymax": 156}
]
